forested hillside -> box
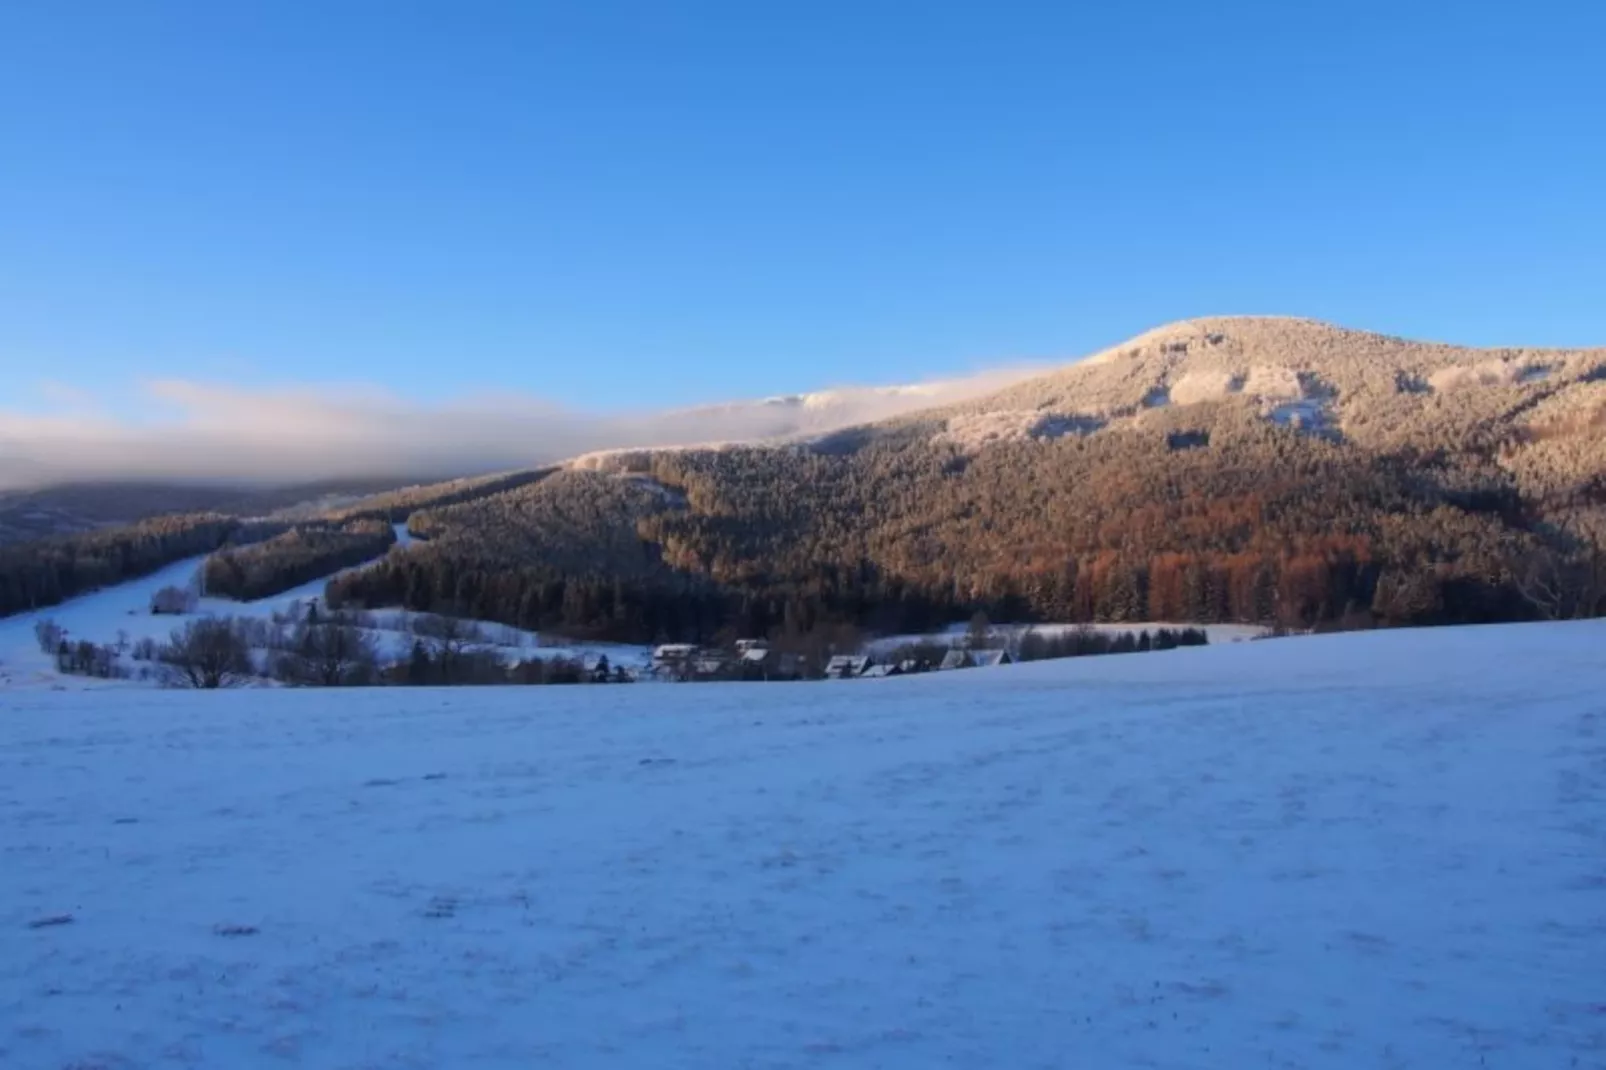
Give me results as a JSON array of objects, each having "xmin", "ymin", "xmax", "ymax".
[
  {"xmin": 327, "ymin": 471, "xmax": 731, "ymax": 641},
  {"xmin": 327, "ymin": 319, "xmax": 1606, "ymax": 642},
  {"xmin": 0, "ymin": 472, "xmax": 554, "ymax": 619},
  {"xmin": 319, "ymin": 469, "xmax": 556, "ymax": 523}
]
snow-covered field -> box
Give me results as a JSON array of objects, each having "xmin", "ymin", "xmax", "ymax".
[{"xmin": 3, "ymin": 621, "xmax": 1603, "ymax": 1067}]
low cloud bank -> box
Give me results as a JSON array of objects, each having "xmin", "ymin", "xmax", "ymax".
[{"xmin": 0, "ymin": 368, "xmax": 1042, "ymax": 490}]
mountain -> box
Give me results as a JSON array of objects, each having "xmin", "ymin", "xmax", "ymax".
[
  {"xmin": 5, "ymin": 317, "xmax": 1603, "ymax": 635},
  {"xmin": 322, "ymin": 317, "xmax": 1606, "ymax": 641}
]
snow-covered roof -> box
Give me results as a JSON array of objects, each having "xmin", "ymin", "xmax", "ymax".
[{"xmin": 824, "ymin": 655, "xmax": 871, "ymax": 676}]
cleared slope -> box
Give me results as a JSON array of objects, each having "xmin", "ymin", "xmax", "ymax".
[
  {"xmin": 3, "ymin": 622, "xmax": 1603, "ymax": 1068},
  {"xmin": 0, "ymin": 525, "xmax": 419, "ymax": 689}
]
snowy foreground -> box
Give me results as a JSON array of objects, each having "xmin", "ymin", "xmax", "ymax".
[{"xmin": 3, "ymin": 623, "xmax": 1604, "ymax": 1068}]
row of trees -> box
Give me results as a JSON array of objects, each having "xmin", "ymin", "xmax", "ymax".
[
  {"xmin": 876, "ymin": 621, "xmax": 1211, "ymax": 670},
  {"xmin": 321, "ymin": 469, "xmax": 555, "ymax": 524},
  {"xmin": 202, "ymin": 520, "xmax": 397, "ymax": 601},
  {"xmin": 35, "ymin": 613, "xmax": 612, "ymax": 689},
  {"xmin": 0, "ymin": 514, "xmax": 241, "ymax": 618},
  {"xmin": 1016, "ymin": 625, "xmax": 1210, "ymax": 660}
]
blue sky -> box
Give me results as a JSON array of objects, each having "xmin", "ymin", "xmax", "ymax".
[{"xmin": 1, "ymin": 0, "xmax": 1602, "ymax": 417}]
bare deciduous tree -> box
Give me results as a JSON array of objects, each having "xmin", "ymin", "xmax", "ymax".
[
  {"xmin": 33, "ymin": 618, "xmax": 63, "ymax": 654},
  {"xmin": 1513, "ymin": 548, "xmax": 1575, "ymax": 621},
  {"xmin": 273, "ymin": 622, "xmax": 379, "ymax": 686},
  {"xmin": 1513, "ymin": 508, "xmax": 1606, "ymax": 621},
  {"xmin": 159, "ymin": 619, "xmax": 255, "ymax": 689}
]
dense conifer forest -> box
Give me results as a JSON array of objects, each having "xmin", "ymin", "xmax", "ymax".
[{"xmin": 0, "ymin": 514, "xmax": 252, "ymax": 617}]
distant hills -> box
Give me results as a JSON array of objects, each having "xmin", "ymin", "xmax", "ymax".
[{"xmin": 0, "ymin": 478, "xmax": 421, "ymax": 545}]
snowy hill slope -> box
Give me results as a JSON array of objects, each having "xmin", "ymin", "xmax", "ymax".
[
  {"xmin": 0, "ymin": 522, "xmax": 644, "ymax": 689},
  {"xmin": 0, "ymin": 527, "xmax": 413, "ymax": 689},
  {"xmin": 3, "ymin": 621, "xmax": 1603, "ymax": 1068}
]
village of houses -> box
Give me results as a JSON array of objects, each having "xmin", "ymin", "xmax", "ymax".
[
  {"xmin": 508, "ymin": 618, "xmax": 1218, "ymax": 685},
  {"xmin": 623, "ymin": 622, "xmax": 1221, "ymax": 684},
  {"xmin": 641, "ymin": 637, "xmax": 1014, "ymax": 683}
]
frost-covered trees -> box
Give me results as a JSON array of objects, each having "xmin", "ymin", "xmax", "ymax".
[
  {"xmin": 203, "ymin": 521, "xmax": 396, "ymax": 602},
  {"xmin": 0, "ymin": 514, "xmax": 236, "ymax": 618}
]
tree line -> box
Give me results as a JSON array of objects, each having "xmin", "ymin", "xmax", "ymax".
[
  {"xmin": 0, "ymin": 513, "xmax": 282, "ymax": 619},
  {"xmin": 202, "ymin": 520, "xmax": 397, "ymax": 601},
  {"xmin": 31, "ymin": 608, "xmax": 611, "ymax": 689}
]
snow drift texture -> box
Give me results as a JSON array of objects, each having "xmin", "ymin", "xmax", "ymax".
[{"xmin": 3, "ymin": 620, "xmax": 1603, "ymax": 1067}]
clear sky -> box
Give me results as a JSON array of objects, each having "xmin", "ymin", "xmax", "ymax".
[{"xmin": 1, "ymin": 0, "xmax": 1602, "ymax": 416}]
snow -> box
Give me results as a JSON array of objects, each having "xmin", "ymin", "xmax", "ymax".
[
  {"xmin": 1241, "ymin": 364, "xmax": 1304, "ymax": 401},
  {"xmin": 3, "ymin": 620, "xmax": 1604, "ymax": 1067},
  {"xmin": 1429, "ymin": 361, "xmax": 1525, "ymax": 392},
  {"xmin": 350, "ymin": 609, "xmax": 648, "ymax": 670},
  {"xmin": 1170, "ymin": 369, "xmax": 1240, "ymax": 405}
]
